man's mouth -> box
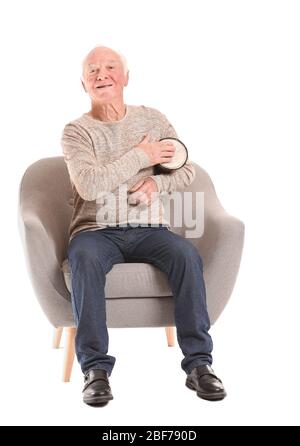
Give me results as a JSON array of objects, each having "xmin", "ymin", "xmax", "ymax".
[{"xmin": 96, "ymin": 84, "xmax": 113, "ymax": 89}]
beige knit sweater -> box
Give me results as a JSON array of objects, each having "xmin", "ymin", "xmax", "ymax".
[{"xmin": 61, "ymin": 105, "xmax": 195, "ymax": 241}]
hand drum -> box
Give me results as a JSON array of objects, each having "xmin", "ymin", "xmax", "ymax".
[{"xmin": 155, "ymin": 137, "xmax": 188, "ymax": 173}]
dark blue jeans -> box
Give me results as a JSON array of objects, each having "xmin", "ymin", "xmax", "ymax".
[{"xmin": 67, "ymin": 225, "xmax": 213, "ymax": 376}]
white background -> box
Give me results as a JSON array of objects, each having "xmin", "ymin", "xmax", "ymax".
[{"xmin": 1, "ymin": 0, "xmax": 300, "ymax": 426}]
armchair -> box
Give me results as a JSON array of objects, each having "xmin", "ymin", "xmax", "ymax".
[{"xmin": 18, "ymin": 157, "xmax": 244, "ymax": 381}]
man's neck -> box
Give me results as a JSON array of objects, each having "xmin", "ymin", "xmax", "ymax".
[{"xmin": 89, "ymin": 101, "xmax": 126, "ymax": 122}]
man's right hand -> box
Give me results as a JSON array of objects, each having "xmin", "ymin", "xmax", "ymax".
[{"xmin": 135, "ymin": 134, "xmax": 175, "ymax": 167}]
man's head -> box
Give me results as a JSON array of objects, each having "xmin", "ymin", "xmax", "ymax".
[{"xmin": 81, "ymin": 46, "xmax": 129, "ymax": 105}]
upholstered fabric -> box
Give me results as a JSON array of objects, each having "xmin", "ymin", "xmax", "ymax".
[
  {"xmin": 62, "ymin": 259, "xmax": 172, "ymax": 298},
  {"xmin": 18, "ymin": 157, "xmax": 244, "ymax": 328}
]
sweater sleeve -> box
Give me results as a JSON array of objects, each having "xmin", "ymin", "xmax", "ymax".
[
  {"xmin": 147, "ymin": 113, "xmax": 196, "ymax": 194},
  {"xmin": 61, "ymin": 123, "xmax": 150, "ymax": 201}
]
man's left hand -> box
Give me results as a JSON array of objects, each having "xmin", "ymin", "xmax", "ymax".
[{"xmin": 128, "ymin": 178, "xmax": 158, "ymax": 206}]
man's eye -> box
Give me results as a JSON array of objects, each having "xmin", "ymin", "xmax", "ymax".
[{"xmin": 108, "ymin": 66, "xmax": 114, "ymax": 69}]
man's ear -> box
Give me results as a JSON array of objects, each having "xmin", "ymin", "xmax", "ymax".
[
  {"xmin": 81, "ymin": 79, "xmax": 87, "ymax": 92},
  {"xmin": 124, "ymin": 71, "xmax": 129, "ymax": 87}
]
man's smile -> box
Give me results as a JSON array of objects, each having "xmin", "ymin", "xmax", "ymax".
[{"xmin": 96, "ymin": 84, "xmax": 113, "ymax": 89}]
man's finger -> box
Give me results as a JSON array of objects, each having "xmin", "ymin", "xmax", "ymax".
[
  {"xmin": 129, "ymin": 179, "xmax": 145, "ymax": 192},
  {"xmin": 128, "ymin": 190, "xmax": 146, "ymax": 205}
]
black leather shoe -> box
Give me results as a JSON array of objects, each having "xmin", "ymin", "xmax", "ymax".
[
  {"xmin": 83, "ymin": 369, "xmax": 113, "ymax": 406},
  {"xmin": 186, "ymin": 365, "xmax": 226, "ymax": 401}
]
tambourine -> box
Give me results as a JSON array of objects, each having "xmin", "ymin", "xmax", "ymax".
[{"xmin": 155, "ymin": 137, "xmax": 188, "ymax": 174}]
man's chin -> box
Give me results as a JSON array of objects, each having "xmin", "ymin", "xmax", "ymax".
[{"xmin": 91, "ymin": 95, "xmax": 115, "ymax": 104}]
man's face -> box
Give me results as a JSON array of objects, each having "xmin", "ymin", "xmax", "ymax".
[{"xmin": 82, "ymin": 47, "xmax": 129, "ymax": 104}]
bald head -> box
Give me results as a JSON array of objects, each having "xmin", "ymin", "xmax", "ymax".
[{"xmin": 82, "ymin": 46, "xmax": 128, "ymax": 79}]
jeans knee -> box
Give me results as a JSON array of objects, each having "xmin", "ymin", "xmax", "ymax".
[
  {"xmin": 178, "ymin": 243, "xmax": 203, "ymax": 270},
  {"xmin": 68, "ymin": 246, "xmax": 98, "ymax": 266}
]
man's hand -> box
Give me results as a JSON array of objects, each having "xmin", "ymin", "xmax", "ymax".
[
  {"xmin": 128, "ymin": 177, "xmax": 159, "ymax": 206},
  {"xmin": 135, "ymin": 134, "xmax": 175, "ymax": 167}
]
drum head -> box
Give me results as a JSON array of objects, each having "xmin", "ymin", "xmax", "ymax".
[{"xmin": 157, "ymin": 137, "xmax": 188, "ymax": 172}]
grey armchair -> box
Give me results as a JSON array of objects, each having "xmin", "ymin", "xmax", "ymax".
[{"xmin": 18, "ymin": 157, "xmax": 244, "ymax": 381}]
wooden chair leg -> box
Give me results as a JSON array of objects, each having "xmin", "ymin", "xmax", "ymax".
[
  {"xmin": 53, "ymin": 327, "xmax": 63, "ymax": 348},
  {"xmin": 62, "ymin": 327, "xmax": 76, "ymax": 382},
  {"xmin": 165, "ymin": 326, "xmax": 175, "ymax": 347}
]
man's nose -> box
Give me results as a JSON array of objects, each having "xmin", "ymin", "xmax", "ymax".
[{"xmin": 97, "ymin": 70, "xmax": 108, "ymax": 81}]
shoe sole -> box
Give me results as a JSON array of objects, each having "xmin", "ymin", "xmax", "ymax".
[
  {"xmin": 186, "ymin": 380, "xmax": 226, "ymax": 401},
  {"xmin": 83, "ymin": 395, "xmax": 114, "ymax": 405}
]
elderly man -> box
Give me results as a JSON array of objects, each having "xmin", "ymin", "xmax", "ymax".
[{"xmin": 61, "ymin": 45, "xmax": 226, "ymax": 406}]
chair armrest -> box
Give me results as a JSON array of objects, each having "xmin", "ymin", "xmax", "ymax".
[
  {"xmin": 193, "ymin": 205, "xmax": 245, "ymax": 324},
  {"xmin": 183, "ymin": 164, "xmax": 245, "ymax": 323},
  {"xmin": 18, "ymin": 182, "xmax": 74, "ymax": 328}
]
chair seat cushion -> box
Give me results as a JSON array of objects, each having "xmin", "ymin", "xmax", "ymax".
[{"xmin": 61, "ymin": 259, "xmax": 172, "ymax": 299}]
